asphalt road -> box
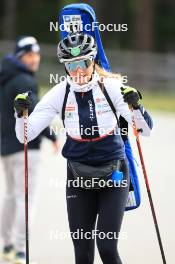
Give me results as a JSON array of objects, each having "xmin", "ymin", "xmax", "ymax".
[{"xmin": 0, "ymin": 111, "xmax": 175, "ymax": 264}]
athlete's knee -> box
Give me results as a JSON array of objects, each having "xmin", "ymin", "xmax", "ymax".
[
  {"xmin": 75, "ymin": 251, "xmax": 93, "ymax": 264},
  {"xmin": 98, "ymin": 245, "xmax": 115, "ymax": 260},
  {"xmin": 74, "ymin": 240, "xmax": 94, "ymax": 264},
  {"xmin": 97, "ymin": 240, "xmax": 122, "ymax": 264}
]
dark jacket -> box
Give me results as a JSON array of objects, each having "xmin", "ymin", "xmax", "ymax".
[{"xmin": 0, "ymin": 55, "xmax": 56, "ymax": 156}]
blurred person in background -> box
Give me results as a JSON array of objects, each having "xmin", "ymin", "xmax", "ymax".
[{"xmin": 0, "ymin": 36, "xmax": 59, "ymax": 264}]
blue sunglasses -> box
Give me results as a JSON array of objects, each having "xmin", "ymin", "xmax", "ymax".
[{"xmin": 65, "ymin": 58, "xmax": 93, "ymax": 72}]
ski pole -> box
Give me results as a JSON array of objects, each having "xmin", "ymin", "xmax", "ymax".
[
  {"xmin": 131, "ymin": 109, "xmax": 167, "ymax": 264},
  {"xmin": 23, "ymin": 109, "xmax": 29, "ymax": 264}
]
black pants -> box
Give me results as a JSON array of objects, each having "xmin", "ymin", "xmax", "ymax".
[{"xmin": 66, "ymin": 160, "xmax": 130, "ymax": 264}]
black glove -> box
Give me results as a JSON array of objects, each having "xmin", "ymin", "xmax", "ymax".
[
  {"xmin": 14, "ymin": 91, "xmax": 32, "ymax": 117},
  {"xmin": 121, "ymin": 86, "xmax": 142, "ymax": 109}
]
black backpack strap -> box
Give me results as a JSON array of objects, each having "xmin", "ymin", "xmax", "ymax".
[
  {"xmin": 119, "ymin": 115, "xmax": 128, "ymax": 142},
  {"xmin": 61, "ymin": 82, "xmax": 70, "ymax": 127},
  {"xmin": 98, "ymin": 81, "xmax": 120, "ymax": 127},
  {"xmin": 98, "ymin": 80, "xmax": 129, "ymax": 140}
]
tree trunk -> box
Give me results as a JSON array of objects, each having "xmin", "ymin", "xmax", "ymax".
[
  {"xmin": 133, "ymin": 0, "xmax": 154, "ymax": 51},
  {"xmin": 2, "ymin": 0, "xmax": 17, "ymax": 40}
]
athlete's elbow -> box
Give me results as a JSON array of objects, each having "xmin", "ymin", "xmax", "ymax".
[
  {"xmin": 144, "ymin": 120, "xmax": 153, "ymax": 136},
  {"xmin": 140, "ymin": 117, "xmax": 153, "ymax": 137},
  {"xmin": 141, "ymin": 127, "xmax": 151, "ymax": 137}
]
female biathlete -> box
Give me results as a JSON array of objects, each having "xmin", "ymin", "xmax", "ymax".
[{"xmin": 14, "ymin": 32, "xmax": 153, "ymax": 264}]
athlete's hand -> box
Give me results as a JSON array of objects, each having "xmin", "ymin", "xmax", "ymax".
[
  {"xmin": 14, "ymin": 92, "xmax": 32, "ymax": 118},
  {"xmin": 121, "ymin": 86, "xmax": 142, "ymax": 109}
]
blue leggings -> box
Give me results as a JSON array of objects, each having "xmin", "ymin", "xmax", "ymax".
[{"xmin": 66, "ymin": 159, "xmax": 130, "ymax": 264}]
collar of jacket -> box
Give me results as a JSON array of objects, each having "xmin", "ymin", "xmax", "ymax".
[{"xmin": 66, "ymin": 71, "xmax": 100, "ymax": 93}]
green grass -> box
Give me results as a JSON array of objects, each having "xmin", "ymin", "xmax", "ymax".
[
  {"xmin": 39, "ymin": 86, "xmax": 48, "ymax": 97},
  {"xmin": 143, "ymin": 93, "xmax": 175, "ymax": 113},
  {"xmin": 40, "ymin": 87, "xmax": 175, "ymax": 113}
]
